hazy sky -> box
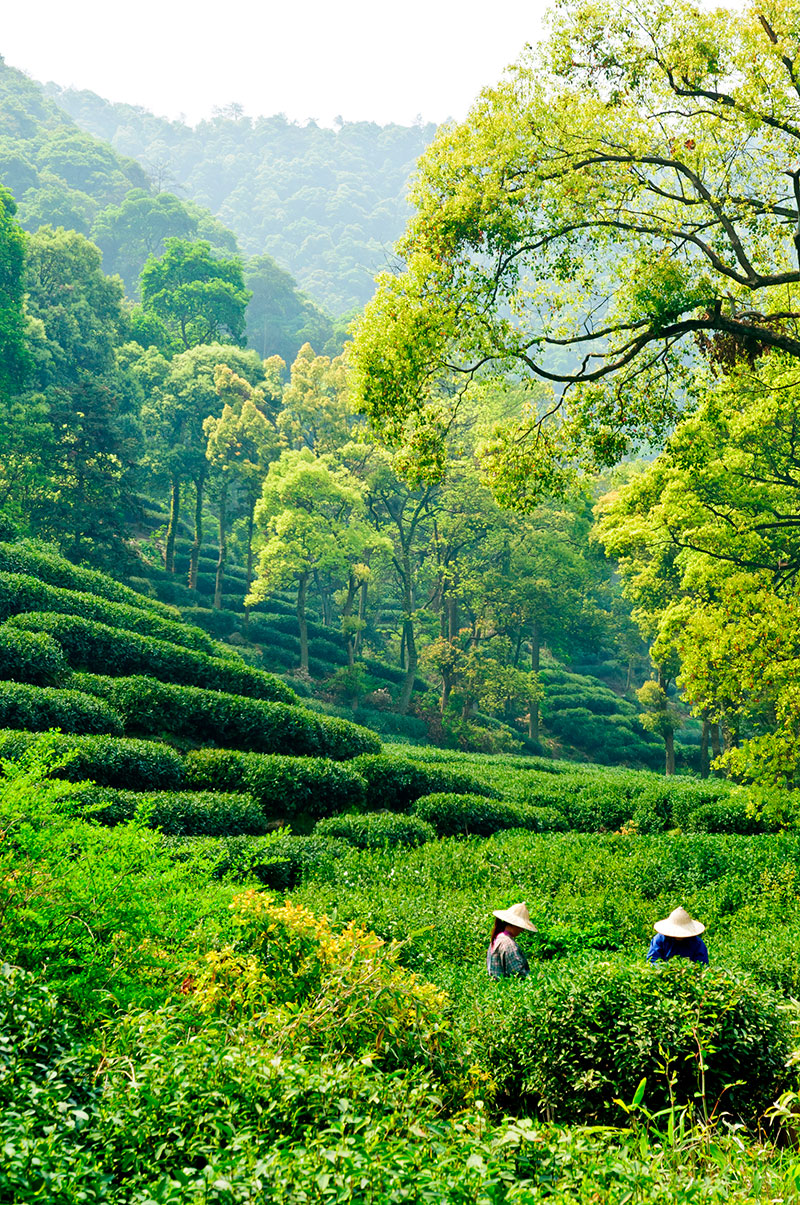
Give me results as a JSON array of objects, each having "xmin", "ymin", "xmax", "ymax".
[{"xmin": 3, "ymin": 0, "xmax": 551, "ymax": 127}]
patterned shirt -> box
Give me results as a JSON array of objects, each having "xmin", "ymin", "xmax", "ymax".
[
  {"xmin": 487, "ymin": 932, "xmax": 529, "ymax": 979},
  {"xmin": 647, "ymin": 933, "xmax": 708, "ymax": 965}
]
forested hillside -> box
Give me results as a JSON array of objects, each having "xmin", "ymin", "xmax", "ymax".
[
  {"xmin": 0, "ymin": 55, "xmax": 339, "ymax": 366},
  {"xmin": 46, "ymin": 84, "xmax": 436, "ymax": 314},
  {"xmin": 6, "ymin": 1, "xmax": 800, "ymax": 1199}
]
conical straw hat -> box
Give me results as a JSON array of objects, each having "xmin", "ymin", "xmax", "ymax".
[
  {"xmin": 492, "ymin": 902, "xmax": 538, "ymax": 933},
  {"xmin": 653, "ymin": 906, "xmax": 705, "ymax": 938}
]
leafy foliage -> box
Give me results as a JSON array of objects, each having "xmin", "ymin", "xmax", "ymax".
[{"xmin": 314, "ymin": 811, "xmax": 437, "ymax": 849}]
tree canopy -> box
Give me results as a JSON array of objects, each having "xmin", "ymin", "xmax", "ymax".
[{"xmin": 351, "ymin": 0, "xmax": 800, "ymax": 500}]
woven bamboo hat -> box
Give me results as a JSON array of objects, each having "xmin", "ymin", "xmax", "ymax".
[
  {"xmin": 653, "ymin": 906, "xmax": 705, "ymax": 938},
  {"xmin": 492, "ymin": 902, "xmax": 538, "ymax": 933}
]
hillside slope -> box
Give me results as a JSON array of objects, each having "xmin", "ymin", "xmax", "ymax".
[{"xmin": 46, "ymin": 85, "xmax": 436, "ymax": 314}]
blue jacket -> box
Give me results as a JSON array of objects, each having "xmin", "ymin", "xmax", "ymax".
[{"xmin": 647, "ymin": 932, "xmax": 708, "ymax": 965}]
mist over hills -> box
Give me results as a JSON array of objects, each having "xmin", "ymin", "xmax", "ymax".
[{"xmin": 44, "ymin": 84, "xmax": 436, "ymax": 315}]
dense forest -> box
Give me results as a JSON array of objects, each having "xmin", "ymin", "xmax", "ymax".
[
  {"xmin": 3, "ymin": 1, "xmax": 800, "ymax": 1200},
  {"xmin": 47, "ymin": 82, "xmax": 436, "ymax": 314}
]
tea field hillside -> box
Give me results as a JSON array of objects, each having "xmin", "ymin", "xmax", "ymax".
[{"xmin": 3, "ymin": 541, "xmax": 800, "ymax": 1201}]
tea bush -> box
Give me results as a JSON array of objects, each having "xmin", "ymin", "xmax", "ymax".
[
  {"xmin": 411, "ymin": 792, "xmax": 538, "ymax": 837},
  {"xmin": 75, "ymin": 784, "xmax": 268, "ymax": 836},
  {"xmin": 185, "ymin": 747, "xmax": 367, "ymax": 817},
  {"xmin": 0, "ymin": 626, "xmax": 68, "ymax": 686},
  {"xmin": 0, "ymin": 682, "xmax": 123, "ymax": 735},
  {"xmin": 686, "ymin": 800, "xmax": 766, "ymax": 835},
  {"xmin": 74, "ymin": 674, "xmax": 378, "ymax": 758},
  {"xmin": 472, "ymin": 959, "xmax": 790, "ymax": 1125},
  {"xmin": 0, "ymin": 729, "xmax": 188, "ymax": 790},
  {"xmin": 314, "ymin": 811, "xmax": 437, "ymax": 849},
  {"xmin": 6, "ymin": 612, "xmax": 298, "ymax": 702},
  {"xmin": 0, "ymin": 540, "xmax": 176, "ymax": 617},
  {"xmin": 0, "ymin": 571, "xmax": 223, "ymax": 655},
  {"xmin": 350, "ymin": 752, "xmax": 494, "ymax": 812}
]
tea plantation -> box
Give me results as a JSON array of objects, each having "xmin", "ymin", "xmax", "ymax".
[{"xmin": 3, "ymin": 543, "xmax": 800, "ymax": 1202}]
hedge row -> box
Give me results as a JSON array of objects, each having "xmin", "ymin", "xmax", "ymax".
[
  {"xmin": 0, "ymin": 628, "xmax": 68, "ymax": 686},
  {"xmin": 348, "ymin": 753, "xmax": 494, "ymax": 812},
  {"xmin": 74, "ymin": 785, "xmax": 268, "ymax": 836},
  {"xmin": 0, "ymin": 682, "xmax": 123, "ymax": 736},
  {"xmin": 185, "ymin": 748, "xmax": 368, "ymax": 818},
  {"xmin": 0, "ymin": 730, "xmax": 187, "ymax": 790},
  {"xmin": 6, "ymin": 613, "xmax": 297, "ymax": 703},
  {"xmin": 411, "ymin": 793, "xmax": 542, "ymax": 838},
  {"xmin": 313, "ymin": 811, "xmax": 436, "ymax": 849},
  {"xmin": 0, "ymin": 573, "xmax": 222, "ymax": 656},
  {"xmin": 75, "ymin": 675, "xmax": 380, "ymax": 760},
  {"xmin": 0, "ymin": 542, "xmax": 176, "ymax": 618},
  {"xmin": 518, "ymin": 770, "xmax": 754, "ymax": 834}
]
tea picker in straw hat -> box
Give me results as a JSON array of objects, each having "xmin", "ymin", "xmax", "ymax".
[
  {"xmin": 647, "ymin": 906, "xmax": 708, "ymax": 965},
  {"xmin": 487, "ymin": 902, "xmax": 537, "ymax": 979}
]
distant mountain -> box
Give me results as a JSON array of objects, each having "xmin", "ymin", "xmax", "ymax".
[
  {"xmin": 0, "ymin": 55, "xmax": 340, "ymax": 364},
  {"xmin": 45, "ymin": 86, "xmax": 437, "ymax": 315}
]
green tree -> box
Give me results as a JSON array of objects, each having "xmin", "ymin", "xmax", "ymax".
[
  {"xmin": 139, "ymin": 238, "xmax": 250, "ymax": 350},
  {"xmin": 248, "ymin": 449, "xmax": 373, "ymax": 674},
  {"xmin": 12, "ymin": 225, "xmax": 138, "ymax": 563},
  {"xmin": 351, "ymin": 0, "xmax": 800, "ymax": 496},
  {"xmin": 204, "ymin": 363, "xmax": 281, "ymax": 606},
  {"xmin": 277, "ymin": 343, "xmax": 356, "ymax": 453},
  {"xmin": 0, "ymin": 185, "xmax": 29, "ymax": 400},
  {"xmin": 91, "ymin": 189, "xmax": 198, "ymax": 294},
  {"xmin": 141, "ymin": 344, "xmax": 268, "ymax": 581},
  {"xmin": 244, "ymin": 255, "xmax": 334, "ymax": 365}
]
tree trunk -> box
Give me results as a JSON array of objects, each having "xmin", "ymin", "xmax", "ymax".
[
  {"xmin": 528, "ymin": 622, "xmax": 541, "ymax": 741},
  {"xmin": 398, "ymin": 616, "xmax": 417, "ymax": 714},
  {"xmin": 188, "ymin": 470, "xmax": 206, "ymax": 591},
  {"xmin": 710, "ymin": 721, "xmax": 722, "ymax": 760},
  {"xmin": 313, "ymin": 569, "xmax": 332, "ymax": 626},
  {"xmin": 297, "ymin": 571, "xmax": 309, "ymax": 674},
  {"xmin": 700, "ymin": 716, "xmax": 710, "ymax": 779},
  {"xmin": 245, "ymin": 504, "xmax": 256, "ymax": 592},
  {"xmin": 243, "ymin": 503, "xmax": 256, "ymax": 632},
  {"xmin": 165, "ymin": 476, "xmax": 181, "ymax": 573},
  {"xmin": 446, "ymin": 595, "xmax": 458, "ymax": 641},
  {"xmin": 353, "ymin": 551, "xmax": 370, "ymax": 660},
  {"xmin": 341, "ymin": 573, "xmax": 359, "ymax": 667},
  {"xmin": 214, "ymin": 486, "xmax": 228, "ymax": 610},
  {"xmin": 664, "ymin": 728, "xmax": 676, "ymax": 777}
]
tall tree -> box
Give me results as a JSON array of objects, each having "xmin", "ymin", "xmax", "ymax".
[
  {"xmin": 0, "ymin": 185, "xmax": 29, "ymax": 400},
  {"xmin": 91, "ymin": 189, "xmax": 198, "ymax": 294},
  {"xmin": 139, "ymin": 238, "xmax": 250, "ymax": 351},
  {"xmin": 248, "ymin": 449, "xmax": 373, "ymax": 674},
  {"xmin": 205, "ymin": 364, "xmax": 281, "ymax": 606},
  {"xmin": 13, "ymin": 225, "xmax": 137, "ymax": 563},
  {"xmin": 141, "ymin": 344, "xmax": 268, "ymax": 582},
  {"xmin": 351, "ymin": 0, "xmax": 800, "ymax": 497}
]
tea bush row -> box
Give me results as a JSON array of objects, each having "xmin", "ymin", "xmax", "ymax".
[
  {"xmin": 0, "ymin": 682, "xmax": 123, "ymax": 736},
  {"xmin": 0, "ymin": 627, "xmax": 68, "ymax": 686},
  {"xmin": 5, "ymin": 612, "xmax": 298, "ymax": 703},
  {"xmin": 471, "ymin": 959, "xmax": 789, "ymax": 1125},
  {"xmin": 74, "ymin": 674, "xmax": 378, "ymax": 759},
  {"xmin": 186, "ymin": 748, "xmax": 367, "ymax": 818},
  {"xmin": 314, "ymin": 812, "xmax": 437, "ymax": 849},
  {"xmin": 0, "ymin": 731, "xmax": 372, "ymax": 818},
  {"xmin": 350, "ymin": 753, "xmax": 494, "ymax": 811},
  {"xmin": 0, "ymin": 541, "xmax": 176, "ymax": 618},
  {"xmin": 0, "ymin": 572, "xmax": 222, "ymax": 655},
  {"xmin": 0, "ymin": 729, "xmax": 188, "ymax": 789},
  {"xmin": 75, "ymin": 785, "xmax": 268, "ymax": 837},
  {"xmin": 410, "ymin": 792, "xmax": 557, "ymax": 838}
]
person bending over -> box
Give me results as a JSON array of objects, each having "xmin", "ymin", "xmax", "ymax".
[
  {"xmin": 647, "ymin": 906, "xmax": 708, "ymax": 965},
  {"xmin": 487, "ymin": 902, "xmax": 538, "ymax": 978}
]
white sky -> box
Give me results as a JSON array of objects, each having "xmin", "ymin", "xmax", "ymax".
[{"xmin": 3, "ymin": 0, "xmax": 550, "ymax": 127}]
